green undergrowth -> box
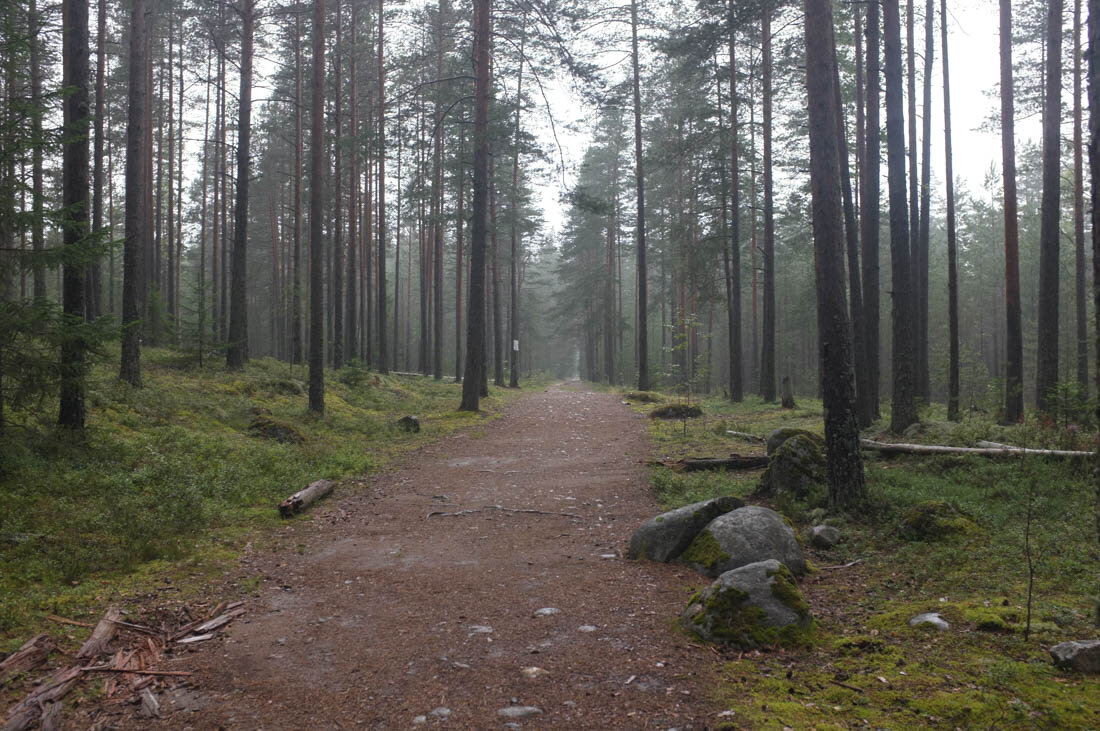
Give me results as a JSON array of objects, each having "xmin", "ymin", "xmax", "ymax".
[
  {"xmin": 634, "ymin": 389, "xmax": 1100, "ymax": 727},
  {"xmin": 0, "ymin": 348, "xmax": 542, "ymax": 648}
]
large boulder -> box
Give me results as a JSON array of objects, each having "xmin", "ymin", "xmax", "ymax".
[
  {"xmin": 628, "ymin": 496, "xmax": 744, "ymax": 562},
  {"xmin": 680, "ymin": 505, "xmax": 806, "ymax": 577},
  {"xmin": 1050, "ymin": 640, "xmax": 1100, "ymax": 673},
  {"xmin": 756, "ymin": 434, "xmax": 827, "ymax": 508},
  {"xmin": 681, "ymin": 559, "xmax": 813, "ymax": 648},
  {"xmin": 766, "ymin": 428, "xmax": 823, "ymax": 456}
]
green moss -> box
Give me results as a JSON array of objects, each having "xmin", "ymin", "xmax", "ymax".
[
  {"xmin": 689, "ymin": 584, "xmax": 778, "ymax": 648},
  {"xmin": 899, "ymin": 500, "xmax": 978, "ymax": 541},
  {"xmin": 680, "ymin": 529, "xmax": 730, "ymax": 573}
]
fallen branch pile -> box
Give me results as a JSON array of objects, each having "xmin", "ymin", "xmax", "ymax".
[{"xmin": 1, "ymin": 601, "xmax": 246, "ymax": 730}]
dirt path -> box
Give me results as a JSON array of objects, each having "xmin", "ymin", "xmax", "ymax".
[{"xmin": 117, "ymin": 385, "xmax": 716, "ymax": 729}]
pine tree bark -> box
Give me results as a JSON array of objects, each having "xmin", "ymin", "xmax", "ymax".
[
  {"xmin": 1088, "ymin": 0, "xmax": 1100, "ymax": 545},
  {"xmin": 292, "ymin": 6, "xmax": 304, "ymax": 365},
  {"xmin": 508, "ymin": 17, "xmax": 525, "ymax": 389},
  {"xmin": 883, "ymin": 0, "xmax": 918, "ymax": 432},
  {"xmin": 455, "ymin": 127, "xmax": 465, "ymax": 382},
  {"xmin": 725, "ymin": 0, "xmax": 742, "ymax": 402},
  {"xmin": 460, "ymin": 0, "xmax": 491, "ymax": 411},
  {"xmin": 227, "ymin": 0, "xmax": 254, "ymax": 371},
  {"xmin": 120, "ymin": 0, "xmax": 149, "ymax": 387},
  {"xmin": 332, "ymin": 0, "xmax": 345, "ymax": 369},
  {"xmin": 1035, "ymin": 0, "xmax": 1064, "ymax": 412},
  {"xmin": 761, "ymin": 8, "xmax": 776, "ymax": 403},
  {"xmin": 942, "ymin": 0, "xmax": 960, "ymax": 421},
  {"xmin": 805, "ymin": 0, "xmax": 866, "ymax": 509},
  {"xmin": 1075, "ymin": 0, "xmax": 1088, "ymax": 394},
  {"xmin": 346, "ymin": 0, "xmax": 359, "ymax": 363},
  {"xmin": 860, "ymin": 0, "xmax": 882, "ymax": 423},
  {"xmin": 917, "ymin": 0, "xmax": 933, "ymax": 403},
  {"xmin": 88, "ymin": 0, "xmax": 106, "ymax": 320},
  {"xmin": 59, "ymin": 0, "xmax": 90, "ymax": 430},
  {"xmin": 309, "ymin": 0, "xmax": 327, "ymax": 413},
  {"xmin": 1001, "ymin": 0, "xmax": 1024, "ymax": 422},
  {"xmin": 632, "ymin": 0, "xmax": 649, "ymax": 391},
  {"xmin": 376, "ymin": 0, "xmax": 389, "ymax": 374}
]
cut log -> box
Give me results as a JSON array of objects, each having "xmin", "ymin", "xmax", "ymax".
[
  {"xmin": 860, "ymin": 439, "xmax": 1094, "ymax": 458},
  {"xmin": 0, "ymin": 634, "xmax": 54, "ymax": 687},
  {"xmin": 669, "ymin": 455, "xmax": 771, "ymax": 472},
  {"xmin": 76, "ymin": 606, "xmax": 121, "ymax": 659},
  {"xmin": 726, "ymin": 430, "xmax": 766, "ymax": 443},
  {"xmin": 279, "ymin": 479, "xmax": 334, "ymax": 518},
  {"xmin": 3, "ymin": 665, "xmax": 82, "ymax": 731}
]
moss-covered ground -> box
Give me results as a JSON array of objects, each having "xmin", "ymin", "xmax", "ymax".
[
  {"xmin": 0, "ymin": 347, "xmax": 543, "ymax": 653},
  {"xmin": 633, "ymin": 391, "xmax": 1100, "ymax": 728}
]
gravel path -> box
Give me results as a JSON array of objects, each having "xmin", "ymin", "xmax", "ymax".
[{"xmin": 116, "ymin": 385, "xmax": 716, "ymax": 729}]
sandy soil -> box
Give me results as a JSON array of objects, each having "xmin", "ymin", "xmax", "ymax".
[{"xmin": 94, "ymin": 385, "xmax": 719, "ymax": 729}]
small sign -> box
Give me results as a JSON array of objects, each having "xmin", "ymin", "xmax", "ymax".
[{"xmin": 513, "ymin": 340, "xmax": 520, "ymax": 352}]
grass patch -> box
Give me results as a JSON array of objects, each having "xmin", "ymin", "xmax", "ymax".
[{"xmin": 0, "ymin": 348, "xmax": 543, "ymax": 648}]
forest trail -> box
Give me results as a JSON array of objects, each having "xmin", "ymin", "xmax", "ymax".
[{"xmin": 116, "ymin": 385, "xmax": 714, "ymax": 729}]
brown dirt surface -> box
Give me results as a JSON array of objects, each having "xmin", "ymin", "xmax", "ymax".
[{"xmin": 87, "ymin": 385, "xmax": 720, "ymax": 729}]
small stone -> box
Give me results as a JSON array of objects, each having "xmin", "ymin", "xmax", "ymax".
[
  {"xmin": 533, "ymin": 607, "xmax": 561, "ymax": 617},
  {"xmin": 498, "ymin": 706, "xmax": 543, "ymax": 719},
  {"xmin": 521, "ymin": 666, "xmax": 548, "ymax": 679},
  {"xmin": 577, "ymin": 625, "xmax": 597, "ymax": 633},
  {"xmin": 1050, "ymin": 640, "xmax": 1100, "ymax": 673},
  {"xmin": 429, "ymin": 707, "xmax": 452, "ymax": 718},
  {"xmin": 275, "ymin": 637, "xmax": 286, "ymax": 645},
  {"xmin": 411, "ymin": 715, "xmax": 428, "ymax": 725},
  {"xmin": 810, "ymin": 525, "xmax": 841, "ymax": 549},
  {"xmin": 469, "ymin": 625, "xmax": 493, "ymax": 634},
  {"xmin": 908, "ymin": 612, "xmax": 950, "ymax": 631}
]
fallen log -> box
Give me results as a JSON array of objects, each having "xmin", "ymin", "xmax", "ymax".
[
  {"xmin": 676, "ymin": 455, "xmax": 770, "ymax": 472},
  {"xmin": 860, "ymin": 439, "xmax": 1094, "ymax": 459},
  {"xmin": 279, "ymin": 479, "xmax": 334, "ymax": 518},
  {"xmin": 0, "ymin": 634, "xmax": 54, "ymax": 686},
  {"xmin": 75, "ymin": 607, "xmax": 121, "ymax": 660},
  {"xmin": 726, "ymin": 430, "xmax": 766, "ymax": 443},
  {"xmin": 2, "ymin": 665, "xmax": 82, "ymax": 731}
]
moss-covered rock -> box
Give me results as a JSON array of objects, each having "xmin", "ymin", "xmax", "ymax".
[
  {"xmin": 627, "ymin": 496, "xmax": 743, "ymax": 562},
  {"xmin": 623, "ymin": 390, "xmax": 664, "ymax": 403},
  {"xmin": 682, "ymin": 559, "xmax": 813, "ymax": 649},
  {"xmin": 248, "ymin": 416, "xmax": 305, "ymax": 445},
  {"xmin": 681, "ymin": 505, "xmax": 806, "ymax": 577},
  {"xmin": 650, "ymin": 403, "xmax": 704, "ymax": 420},
  {"xmin": 756, "ymin": 435, "xmax": 827, "ymax": 516},
  {"xmin": 766, "ymin": 428, "xmax": 823, "ymax": 456},
  {"xmin": 898, "ymin": 500, "xmax": 978, "ymax": 541}
]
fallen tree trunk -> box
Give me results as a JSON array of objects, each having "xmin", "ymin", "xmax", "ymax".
[
  {"xmin": 279, "ymin": 479, "xmax": 334, "ymax": 518},
  {"xmin": 670, "ymin": 455, "xmax": 771, "ymax": 472},
  {"xmin": 726, "ymin": 430, "xmax": 766, "ymax": 443},
  {"xmin": 860, "ymin": 439, "xmax": 1094, "ymax": 458},
  {"xmin": 0, "ymin": 634, "xmax": 54, "ymax": 686},
  {"xmin": 2, "ymin": 665, "xmax": 82, "ymax": 731},
  {"xmin": 76, "ymin": 607, "xmax": 120, "ymax": 660}
]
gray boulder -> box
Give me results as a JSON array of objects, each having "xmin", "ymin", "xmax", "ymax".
[
  {"xmin": 628, "ymin": 496, "xmax": 744, "ymax": 562},
  {"xmin": 909, "ymin": 612, "xmax": 950, "ymax": 631},
  {"xmin": 757, "ymin": 434, "xmax": 827, "ymax": 508},
  {"xmin": 809, "ymin": 525, "xmax": 841, "ymax": 549},
  {"xmin": 1050, "ymin": 640, "xmax": 1100, "ymax": 673},
  {"xmin": 766, "ymin": 428, "xmax": 823, "ymax": 456},
  {"xmin": 681, "ymin": 559, "xmax": 812, "ymax": 648},
  {"xmin": 680, "ymin": 505, "xmax": 806, "ymax": 577}
]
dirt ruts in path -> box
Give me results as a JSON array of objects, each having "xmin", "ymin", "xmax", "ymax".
[{"xmin": 123, "ymin": 385, "xmax": 717, "ymax": 729}]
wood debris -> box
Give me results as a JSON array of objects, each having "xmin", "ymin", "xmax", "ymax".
[
  {"xmin": 279, "ymin": 478, "xmax": 335, "ymax": 518},
  {"xmin": 0, "ymin": 634, "xmax": 54, "ymax": 687},
  {"xmin": 75, "ymin": 607, "xmax": 121, "ymax": 660}
]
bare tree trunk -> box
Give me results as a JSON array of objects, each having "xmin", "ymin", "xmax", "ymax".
[
  {"xmin": 508, "ymin": 17, "xmax": 525, "ymax": 389},
  {"xmin": 433, "ymin": 0, "xmax": 447, "ymax": 380},
  {"xmin": 120, "ymin": 0, "xmax": 149, "ymax": 387},
  {"xmin": 460, "ymin": 0, "xmax": 491, "ymax": 411},
  {"xmin": 29, "ymin": 0, "xmax": 45, "ymax": 302},
  {"xmin": 292, "ymin": 5, "xmax": 304, "ymax": 365},
  {"xmin": 309, "ymin": 0, "xmax": 327, "ymax": 413},
  {"xmin": 332, "ymin": 0, "xmax": 345, "ymax": 369},
  {"xmin": 906, "ymin": 0, "xmax": 923, "ymax": 402},
  {"xmin": 455, "ymin": 126, "xmax": 465, "ymax": 382},
  {"xmin": 346, "ymin": 0, "xmax": 359, "ymax": 363},
  {"xmin": 884, "ymin": 0, "xmax": 918, "ymax": 432},
  {"xmin": 942, "ymin": 0, "xmax": 960, "ymax": 421},
  {"xmin": 917, "ymin": 0, "xmax": 933, "ymax": 403},
  {"xmin": 376, "ymin": 0, "xmax": 389, "ymax": 374},
  {"xmin": 227, "ymin": 0, "xmax": 254, "ymax": 371},
  {"xmin": 88, "ymin": 0, "xmax": 107, "ymax": 320},
  {"xmin": 1075, "ymin": 0, "xmax": 1088, "ymax": 394},
  {"xmin": 725, "ymin": 0, "xmax": 741, "ymax": 401},
  {"xmin": 761, "ymin": 8, "xmax": 776, "ymax": 403},
  {"xmin": 861, "ymin": 0, "xmax": 882, "ymax": 423},
  {"xmin": 632, "ymin": 0, "xmax": 648, "ymax": 391},
  {"xmin": 1088, "ymin": 0, "xmax": 1100, "ymax": 545},
  {"xmin": 59, "ymin": 0, "xmax": 90, "ymax": 429},
  {"xmin": 1001, "ymin": 0, "xmax": 1024, "ymax": 423},
  {"xmin": 198, "ymin": 46, "xmax": 211, "ymax": 366}
]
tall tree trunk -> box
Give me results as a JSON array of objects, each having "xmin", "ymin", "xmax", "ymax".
[
  {"xmin": 884, "ymin": 0, "xmax": 918, "ymax": 432},
  {"xmin": 460, "ymin": 0, "xmax": 491, "ymax": 410},
  {"xmin": 508, "ymin": 17, "xmax": 525, "ymax": 389},
  {"xmin": 805, "ymin": 0, "xmax": 866, "ymax": 508},
  {"xmin": 1075, "ymin": 0, "xmax": 1088, "ymax": 394},
  {"xmin": 120, "ymin": 0, "xmax": 149, "ymax": 387},
  {"xmin": 332, "ymin": 0, "xmax": 345, "ymax": 368},
  {"xmin": 761, "ymin": 7, "xmax": 776, "ymax": 402},
  {"xmin": 376, "ymin": 0, "xmax": 388, "ymax": 373},
  {"xmin": 198, "ymin": 46, "xmax": 211, "ymax": 366},
  {"xmin": 917, "ymin": 0, "xmax": 933, "ymax": 403},
  {"xmin": 490, "ymin": 144, "xmax": 504, "ymax": 388},
  {"xmin": 455, "ymin": 126, "xmax": 465, "ymax": 382},
  {"xmin": 166, "ymin": 14, "xmax": 176, "ymax": 330},
  {"xmin": 346, "ymin": 0, "xmax": 359, "ymax": 364},
  {"xmin": 59, "ymin": 0, "xmax": 90, "ymax": 429},
  {"xmin": 861, "ymin": 0, "xmax": 882, "ymax": 423},
  {"xmin": 227, "ymin": 0, "xmax": 254, "ymax": 371},
  {"xmin": 1088, "ymin": 0, "xmax": 1100, "ymax": 545},
  {"xmin": 89, "ymin": 0, "xmax": 107, "ymax": 320},
  {"xmin": 29, "ymin": 0, "xmax": 45, "ymax": 301},
  {"xmin": 433, "ymin": 0, "xmax": 447, "ymax": 380},
  {"xmin": 942, "ymin": 0, "xmax": 960, "ymax": 421},
  {"xmin": 725, "ymin": 0, "xmax": 742, "ymax": 401},
  {"xmin": 309, "ymin": 0, "xmax": 327, "ymax": 413},
  {"xmin": 632, "ymin": 0, "xmax": 649, "ymax": 391},
  {"xmin": 906, "ymin": 0, "xmax": 920, "ymax": 399},
  {"xmin": 292, "ymin": 6, "xmax": 304, "ymax": 365},
  {"xmin": 1001, "ymin": 0, "xmax": 1024, "ymax": 422}
]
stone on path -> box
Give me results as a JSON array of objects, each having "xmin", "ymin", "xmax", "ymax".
[
  {"xmin": 1050, "ymin": 640, "xmax": 1100, "ymax": 673},
  {"xmin": 498, "ymin": 705, "xmax": 543, "ymax": 719},
  {"xmin": 533, "ymin": 607, "xmax": 560, "ymax": 617},
  {"xmin": 909, "ymin": 612, "xmax": 950, "ymax": 631},
  {"xmin": 680, "ymin": 505, "xmax": 806, "ymax": 577},
  {"xmin": 628, "ymin": 496, "xmax": 744, "ymax": 563}
]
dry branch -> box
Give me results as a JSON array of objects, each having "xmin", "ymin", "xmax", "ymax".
[
  {"xmin": 0, "ymin": 634, "xmax": 54, "ymax": 687},
  {"xmin": 726, "ymin": 430, "xmax": 767, "ymax": 443},
  {"xmin": 45, "ymin": 615, "xmax": 94, "ymax": 629},
  {"xmin": 860, "ymin": 439, "xmax": 1093, "ymax": 458},
  {"xmin": 75, "ymin": 607, "xmax": 121, "ymax": 660},
  {"xmin": 279, "ymin": 478, "xmax": 334, "ymax": 517},
  {"xmin": 193, "ymin": 607, "xmax": 246, "ymax": 634}
]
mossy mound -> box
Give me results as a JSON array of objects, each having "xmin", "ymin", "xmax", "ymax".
[
  {"xmin": 624, "ymin": 390, "xmax": 664, "ymax": 403},
  {"xmin": 682, "ymin": 559, "xmax": 813, "ymax": 649},
  {"xmin": 262, "ymin": 378, "xmax": 304, "ymax": 396},
  {"xmin": 766, "ymin": 427, "xmax": 823, "ymax": 456},
  {"xmin": 248, "ymin": 416, "xmax": 306, "ymax": 445},
  {"xmin": 650, "ymin": 403, "xmax": 703, "ymax": 420},
  {"xmin": 898, "ymin": 500, "xmax": 978, "ymax": 541},
  {"xmin": 756, "ymin": 434, "xmax": 827, "ymax": 518}
]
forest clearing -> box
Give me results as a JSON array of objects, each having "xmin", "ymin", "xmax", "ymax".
[{"xmin": 3, "ymin": 0, "xmax": 1100, "ymax": 726}]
